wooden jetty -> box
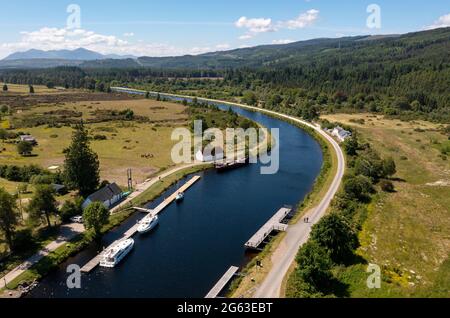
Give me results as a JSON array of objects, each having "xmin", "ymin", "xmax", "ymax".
[
  {"xmin": 81, "ymin": 175, "xmax": 201, "ymax": 273},
  {"xmin": 205, "ymin": 266, "xmax": 239, "ymax": 298},
  {"xmin": 244, "ymin": 207, "xmax": 291, "ymax": 250}
]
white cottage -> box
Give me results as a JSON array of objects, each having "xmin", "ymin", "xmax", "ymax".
[
  {"xmin": 331, "ymin": 126, "xmax": 352, "ymax": 142},
  {"xmin": 82, "ymin": 183, "xmax": 123, "ymax": 210}
]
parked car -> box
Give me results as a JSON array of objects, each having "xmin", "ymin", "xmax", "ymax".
[{"xmin": 70, "ymin": 215, "xmax": 83, "ymax": 223}]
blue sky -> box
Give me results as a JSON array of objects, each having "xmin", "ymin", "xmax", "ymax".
[{"xmin": 0, "ymin": 0, "xmax": 449, "ymax": 58}]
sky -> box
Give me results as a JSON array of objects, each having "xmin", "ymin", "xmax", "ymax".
[{"xmin": 0, "ymin": 0, "xmax": 449, "ymax": 59}]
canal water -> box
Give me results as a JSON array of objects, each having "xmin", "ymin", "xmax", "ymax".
[{"xmin": 28, "ymin": 100, "xmax": 323, "ymax": 298}]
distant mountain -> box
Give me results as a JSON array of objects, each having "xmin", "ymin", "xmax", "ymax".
[
  {"xmin": 0, "ymin": 27, "xmax": 449, "ymax": 70},
  {"xmin": 4, "ymin": 48, "xmax": 106, "ymax": 61}
]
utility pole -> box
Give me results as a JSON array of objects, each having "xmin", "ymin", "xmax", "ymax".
[{"xmin": 127, "ymin": 169, "xmax": 133, "ymax": 191}]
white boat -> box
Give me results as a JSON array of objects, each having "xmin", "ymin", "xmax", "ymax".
[
  {"xmin": 99, "ymin": 238, "xmax": 134, "ymax": 268},
  {"xmin": 175, "ymin": 192, "xmax": 184, "ymax": 202},
  {"xmin": 137, "ymin": 215, "xmax": 159, "ymax": 234}
]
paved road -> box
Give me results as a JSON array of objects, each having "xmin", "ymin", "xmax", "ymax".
[
  {"xmin": 249, "ymin": 111, "xmax": 345, "ymax": 298},
  {"xmin": 114, "ymin": 88, "xmax": 346, "ymax": 298}
]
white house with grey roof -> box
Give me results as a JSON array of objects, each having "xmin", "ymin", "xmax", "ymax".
[
  {"xmin": 82, "ymin": 183, "xmax": 124, "ymax": 210},
  {"xmin": 331, "ymin": 126, "xmax": 352, "ymax": 142}
]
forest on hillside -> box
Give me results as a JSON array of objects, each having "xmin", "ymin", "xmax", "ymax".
[{"xmin": 1, "ymin": 27, "xmax": 449, "ymax": 123}]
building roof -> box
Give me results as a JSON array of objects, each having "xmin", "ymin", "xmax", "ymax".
[
  {"xmin": 20, "ymin": 135, "xmax": 36, "ymax": 141},
  {"xmin": 333, "ymin": 126, "xmax": 352, "ymax": 138},
  {"xmin": 86, "ymin": 183, "xmax": 122, "ymax": 203}
]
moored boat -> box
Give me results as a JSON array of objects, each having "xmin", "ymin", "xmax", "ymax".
[
  {"xmin": 215, "ymin": 157, "xmax": 249, "ymax": 172},
  {"xmin": 137, "ymin": 215, "xmax": 159, "ymax": 234},
  {"xmin": 175, "ymin": 192, "xmax": 184, "ymax": 202},
  {"xmin": 100, "ymin": 238, "xmax": 135, "ymax": 268}
]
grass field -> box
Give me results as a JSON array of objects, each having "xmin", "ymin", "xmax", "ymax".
[
  {"xmin": 0, "ymin": 97, "xmax": 189, "ymax": 188},
  {"xmin": 322, "ymin": 113, "xmax": 450, "ymax": 297},
  {"xmin": 0, "ymin": 83, "xmax": 71, "ymax": 94}
]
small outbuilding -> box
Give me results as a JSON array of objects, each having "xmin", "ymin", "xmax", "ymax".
[
  {"xmin": 19, "ymin": 135, "xmax": 38, "ymax": 145},
  {"xmin": 82, "ymin": 183, "xmax": 124, "ymax": 210}
]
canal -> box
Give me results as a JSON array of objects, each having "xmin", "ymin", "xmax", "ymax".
[{"xmin": 28, "ymin": 98, "xmax": 323, "ymax": 298}]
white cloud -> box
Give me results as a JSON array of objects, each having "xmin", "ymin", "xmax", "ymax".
[
  {"xmin": 236, "ymin": 9, "xmax": 319, "ymax": 40},
  {"xmin": 215, "ymin": 43, "xmax": 230, "ymax": 50},
  {"xmin": 239, "ymin": 34, "xmax": 254, "ymax": 40},
  {"xmin": 282, "ymin": 9, "xmax": 319, "ymax": 29},
  {"xmin": 235, "ymin": 16, "xmax": 275, "ymax": 34},
  {"xmin": 123, "ymin": 32, "xmax": 134, "ymax": 37},
  {"xmin": 425, "ymin": 13, "xmax": 450, "ymax": 30},
  {"xmin": 0, "ymin": 27, "xmax": 220, "ymax": 58},
  {"xmin": 272, "ymin": 39, "xmax": 295, "ymax": 45}
]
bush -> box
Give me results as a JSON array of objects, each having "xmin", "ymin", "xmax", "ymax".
[
  {"xmin": 93, "ymin": 134, "xmax": 107, "ymax": 141},
  {"xmin": 59, "ymin": 197, "xmax": 84, "ymax": 222},
  {"xmin": 380, "ymin": 180, "xmax": 395, "ymax": 192},
  {"xmin": 29, "ymin": 174, "xmax": 54, "ymax": 185}
]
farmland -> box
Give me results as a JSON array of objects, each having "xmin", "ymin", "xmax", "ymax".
[{"xmin": 321, "ymin": 113, "xmax": 450, "ymax": 297}]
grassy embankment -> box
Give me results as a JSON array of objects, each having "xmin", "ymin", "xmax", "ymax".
[
  {"xmin": 229, "ymin": 115, "xmax": 337, "ymax": 298},
  {"xmin": 319, "ymin": 113, "xmax": 450, "ymax": 297}
]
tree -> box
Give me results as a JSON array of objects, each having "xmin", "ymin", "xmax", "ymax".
[
  {"xmin": 382, "ymin": 157, "xmax": 396, "ymax": 178},
  {"xmin": 343, "ymin": 136, "xmax": 359, "ymax": 156},
  {"xmin": 295, "ymin": 241, "xmax": 333, "ymax": 292},
  {"xmin": 302, "ymin": 105, "xmax": 319, "ymax": 121},
  {"xmin": 29, "ymin": 85, "xmax": 35, "ymax": 94},
  {"xmin": 59, "ymin": 197, "xmax": 84, "ymax": 222},
  {"xmin": 242, "ymin": 91, "xmax": 257, "ymax": 106},
  {"xmin": 0, "ymin": 104, "xmax": 9, "ymax": 113},
  {"xmin": 28, "ymin": 185, "xmax": 58, "ymax": 228},
  {"xmin": 46, "ymin": 82, "xmax": 55, "ymax": 89},
  {"xmin": 17, "ymin": 141, "xmax": 33, "ymax": 156},
  {"xmin": 0, "ymin": 187, "xmax": 19, "ymax": 251},
  {"xmin": 2, "ymin": 84, "xmax": 7, "ymax": 92},
  {"xmin": 83, "ymin": 202, "xmax": 109, "ymax": 237},
  {"xmin": 343, "ymin": 174, "xmax": 373, "ymax": 201},
  {"xmin": 63, "ymin": 122, "xmax": 100, "ymax": 197},
  {"xmin": 310, "ymin": 213, "xmax": 359, "ymax": 264}
]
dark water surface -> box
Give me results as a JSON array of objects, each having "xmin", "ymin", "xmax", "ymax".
[{"xmin": 28, "ymin": 100, "xmax": 323, "ymax": 298}]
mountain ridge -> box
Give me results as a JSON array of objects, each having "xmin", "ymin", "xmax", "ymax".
[{"xmin": 0, "ymin": 27, "xmax": 449, "ymax": 69}]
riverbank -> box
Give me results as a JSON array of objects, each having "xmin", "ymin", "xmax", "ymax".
[
  {"xmin": 0, "ymin": 163, "xmax": 212, "ymax": 297},
  {"xmin": 111, "ymin": 87, "xmax": 344, "ymax": 298},
  {"xmin": 228, "ymin": 118, "xmax": 337, "ymax": 298},
  {"xmin": 0, "ymin": 99, "xmax": 270, "ymax": 297}
]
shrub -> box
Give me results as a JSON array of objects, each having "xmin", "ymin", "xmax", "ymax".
[
  {"xmin": 59, "ymin": 197, "xmax": 84, "ymax": 222},
  {"xmin": 380, "ymin": 180, "xmax": 395, "ymax": 192},
  {"xmin": 93, "ymin": 134, "xmax": 107, "ymax": 141}
]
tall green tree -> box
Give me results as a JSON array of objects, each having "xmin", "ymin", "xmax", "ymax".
[
  {"xmin": 343, "ymin": 136, "xmax": 359, "ymax": 156},
  {"xmin": 310, "ymin": 213, "xmax": 359, "ymax": 264},
  {"xmin": 382, "ymin": 157, "xmax": 397, "ymax": 178},
  {"xmin": 28, "ymin": 185, "xmax": 58, "ymax": 228},
  {"xmin": 83, "ymin": 202, "xmax": 109, "ymax": 237},
  {"xmin": 2, "ymin": 84, "xmax": 7, "ymax": 92},
  {"xmin": 295, "ymin": 240, "xmax": 333, "ymax": 293},
  {"xmin": 63, "ymin": 122, "xmax": 100, "ymax": 197},
  {"xmin": 29, "ymin": 85, "xmax": 35, "ymax": 94},
  {"xmin": 17, "ymin": 141, "xmax": 33, "ymax": 156},
  {"xmin": 0, "ymin": 187, "xmax": 19, "ymax": 251}
]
